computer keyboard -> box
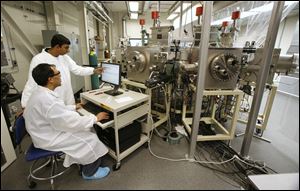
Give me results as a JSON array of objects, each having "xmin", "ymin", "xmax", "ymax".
[{"xmin": 82, "ymin": 102, "xmax": 114, "ymax": 123}]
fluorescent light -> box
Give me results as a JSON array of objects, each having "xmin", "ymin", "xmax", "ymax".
[
  {"xmin": 174, "ymin": 3, "xmax": 191, "ymax": 13},
  {"xmin": 129, "ymin": 2, "xmax": 139, "ymax": 12},
  {"xmin": 167, "ymin": 13, "xmax": 178, "ymax": 20},
  {"xmin": 130, "ymin": 12, "xmax": 138, "ymax": 20}
]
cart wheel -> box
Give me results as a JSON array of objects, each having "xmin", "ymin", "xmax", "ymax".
[
  {"xmin": 45, "ymin": 160, "xmax": 51, "ymax": 167},
  {"xmin": 113, "ymin": 163, "xmax": 121, "ymax": 171},
  {"xmin": 28, "ymin": 181, "xmax": 37, "ymax": 189},
  {"xmin": 255, "ymin": 128, "xmax": 261, "ymax": 135}
]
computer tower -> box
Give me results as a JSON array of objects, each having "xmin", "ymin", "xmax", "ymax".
[{"xmin": 95, "ymin": 121, "xmax": 142, "ymax": 153}]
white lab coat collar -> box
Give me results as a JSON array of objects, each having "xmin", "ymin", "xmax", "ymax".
[
  {"xmin": 37, "ymin": 86, "xmax": 60, "ymax": 99},
  {"xmin": 41, "ymin": 48, "xmax": 59, "ymax": 59}
]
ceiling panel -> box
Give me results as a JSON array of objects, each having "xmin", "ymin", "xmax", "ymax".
[
  {"xmin": 100, "ymin": 1, "xmax": 239, "ymax": 15},
  {"xmin": 101, "ymin": 1, "xmax": 178, "ymax": 13}
]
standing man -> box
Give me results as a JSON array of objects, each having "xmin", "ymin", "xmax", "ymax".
[
  {"xmin": 21, "ymin": 34, "xmax": 103, "ymax": 108},
  {"xmin": 24, "ymin": 63, "xmax": 110, "ymax": 180}
]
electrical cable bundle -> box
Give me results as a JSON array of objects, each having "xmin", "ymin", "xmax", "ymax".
[{"xmin": 194, "ymin": 140, "xmax": 277, "ymax": 189}]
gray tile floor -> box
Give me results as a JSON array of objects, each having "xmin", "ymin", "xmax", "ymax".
[{"xmin": 1, "ymin": 91, "xmax": 299, "ymax": 190}]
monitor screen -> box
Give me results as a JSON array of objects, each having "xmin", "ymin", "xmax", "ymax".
[{"xmin": 100, "ymin": 62, "xmax": 121, "ymax": 86}]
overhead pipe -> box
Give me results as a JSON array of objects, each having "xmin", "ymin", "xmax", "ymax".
[
  {"xmin": 124, "ymin": 1, "xmax": 130, "ymax": 17},
  {"xmin": 91, "ymin": 12, "xmax": 107, "ymax": 27},
  {"xmin": 42, "ymin": 1, "xmax": 49, "ymax": 30},
  {"xmin": 87, "ymin": 1, "xmax": 108, "ymax": 22},
  {"xmin": 141, "ymin": 1, "xmax": 145, "ymax": 15},
  {"xmin": 179, "ymin": 1, "xmax": 183, "ymax": 39},
  {"xmin": 157, "ymin": 1, "xmax": 160, "ymax": 27},
  {"xmin": 92, "ymin": 1, "xmax": 113, "ymax": 23},
  {"xmin": 168, "ymin": 1, "xmax": 180, "ymax": 16}
]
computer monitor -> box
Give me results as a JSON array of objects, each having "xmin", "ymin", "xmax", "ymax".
[{"xmin": 100, "ymin": 62, "xmax": 123, "ymax": 96}]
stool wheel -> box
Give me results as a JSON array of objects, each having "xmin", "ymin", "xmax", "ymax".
[
  {"xmin": 28, "ymin": 181, "xmax": 37, "ymax": 189},
  {"xmin": 113, "ymin": 163, "xmax": 121, "ymax": 171}
]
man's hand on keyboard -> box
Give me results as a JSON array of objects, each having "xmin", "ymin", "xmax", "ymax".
[
  {"xmin": 96, "ymin": 112, "xmax": 109, "ymax": 122},
  {"xmin": 76, "ymin": 103, "xmax": 83, "ymax": 110}
]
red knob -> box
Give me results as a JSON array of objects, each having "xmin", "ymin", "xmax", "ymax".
[
  {"xmin": 139, "ymin": 19, "xmax": 145, "ymax": 26},
  {"xmin": 196, "ymin": 7, "xmax": 203, "ymax": 16},
  {"xmin": 232, "ymin": 11, "xmax": 240, "ymax": 20},
  {"xmin": 222, "ymin": 21, "xmax": 229, "ymax": 27},
  {"xmin": 152, "ymin": 11, "xmax": 159, "ymax": 19}
]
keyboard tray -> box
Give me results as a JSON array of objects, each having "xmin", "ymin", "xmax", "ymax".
[{"xmin": 78, "ymin": 102, "xmax": 114, "ymax": 128}]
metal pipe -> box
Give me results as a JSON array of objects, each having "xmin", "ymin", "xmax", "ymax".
[
  {"xmin": 42, "ymin": 1, "xmax": 49, "ymax": 30},
  {"xmin": 92, "ymin": 1, "xmax": 113, "ymax": 23},
  {"xmin": 141, "ymin": 1, "xmax": 145, "ymax": 15},
  {"xmin": 157, "ymin": 1, "xmax": 160, "ymax": 27},
  {"xmin": 179, "ymin": 1, "xmax": 183, "ymax": 39},
  {"xmin": 188, "ymin": 1, "xmax": 213, "ymax": 159},
  {"xmin": 157, "ymin": 1, "xmax": 160, "ymax": 12},
  {"xmin": 168, "ymin": 1, "xmax": 180, "ymax": 16},
  {"xmin": 122, "ymin": 17, "xmax": 126, "ymax": 38},
  {"xmin": 90, "ymin": 2, "xmax": 108, "ymax": 22},
  {"xmin": 240, "ymin": 1, "xmax": 285, "ymax": 158},
  {"xmin": 125, "ymin": 1, "xmax": 130, "ymax": 17},
  {"xmin": 91, "ymin": 12, "xmax": 107, "ymax": 27}
]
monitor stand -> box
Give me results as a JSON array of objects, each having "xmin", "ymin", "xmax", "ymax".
[{"xmin": 104, "ymin": 85, "xmax": 123, "ymax": 96}]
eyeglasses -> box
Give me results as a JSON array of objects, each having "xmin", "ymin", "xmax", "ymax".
[{"xmin": 51, "ymin": 71, "xmax": 60, "ymax": 77}]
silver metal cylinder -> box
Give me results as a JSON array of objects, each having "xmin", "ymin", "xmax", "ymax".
[
  {"xmin": 276, "ymin": 54, "xmax": 298, "ymax": 73},
  {"xmin": 180, "ymin": 62, "xmax": 198, "ymax": 72},
  {"xmin": 122, "ymin": 18, "xmax": 126, "ymax": 38}
]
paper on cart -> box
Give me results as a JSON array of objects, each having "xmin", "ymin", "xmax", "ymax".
[{"xmin": 115, "ymin": 96, "xmax": 133, "ymax": 103}]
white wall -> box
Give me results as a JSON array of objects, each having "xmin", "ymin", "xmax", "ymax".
[
  {"xmin": 53, "ymin": 1, "xmax": 80, "ymax": 35},
  {"xmin": 2, "ymin": 1, "xmax": 104, "ymax": 92},
  {"xmin": 2, "ymin": 4, "xmax": 47, "ymax": 91},
  {"xmin": 275, "ymin": 15, "xmax": 299, "ymax": 54},
  {"xmin": 110, "ymin": 11, "xmax": 172, "ymax": 49},
  {"xmin": 110, "ymin": 11, "xmax": 127, "ymax": 49}
]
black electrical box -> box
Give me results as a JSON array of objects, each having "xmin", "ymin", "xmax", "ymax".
[{"xmin": 95, "ymin": 121, "xmax": 142, "ymax": 153}]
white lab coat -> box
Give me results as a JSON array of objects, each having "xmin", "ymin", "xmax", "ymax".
[
  {"xmin": 21, "ymin": 48, "xmax": 95, "ymax": 108},
  {"xmin": 23, "ymin": 86, "xmax": 108, "ymax": 167}
]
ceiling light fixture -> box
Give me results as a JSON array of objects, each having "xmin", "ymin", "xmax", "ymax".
[
  {"xmin": 130, "ymin": 12, "xmax": 138, "ymax": 20},
  {"xmin": 129, "ymin": 1, "xmax": 139, "ymax": 12}
]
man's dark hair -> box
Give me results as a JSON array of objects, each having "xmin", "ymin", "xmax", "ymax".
[
  {"xmin": 51, "ymin": 34, "xmax": 70, "ymax": 48},
  {"xmin": 32, "ymin": 64, "xmax": 55, "ymax": 86}
]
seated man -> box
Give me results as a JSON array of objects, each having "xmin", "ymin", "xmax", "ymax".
[{"xmin": 23, "ymin": 63, "xmax": 110, "ymax": 180}]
